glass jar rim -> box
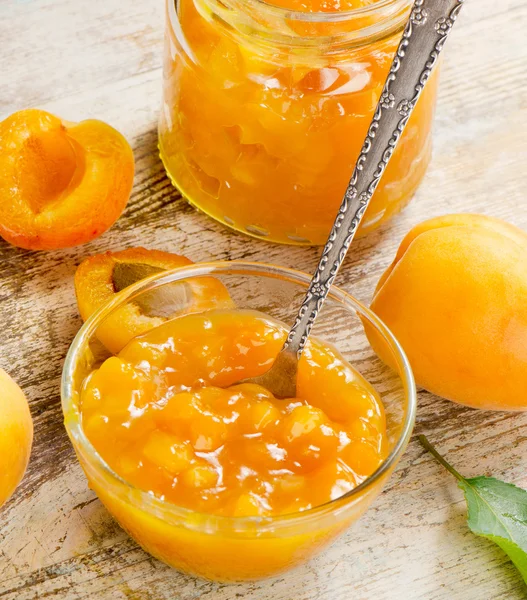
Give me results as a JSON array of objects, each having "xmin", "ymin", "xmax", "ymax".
[
  {"xmin": 238, "ymin": 0, "xmax": 411, "ymax": 24},
  {"xmin": 61, "ymin": 261, "xmax": 416, "ymax": 533},
  {"xmin": 170, "ymin": 0, "xmax": 412, "ymax": 56}
]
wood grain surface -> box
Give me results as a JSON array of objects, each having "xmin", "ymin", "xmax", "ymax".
[{"xmin": 1, "ymin": 0, "xmax": 526, "ymax": 598}]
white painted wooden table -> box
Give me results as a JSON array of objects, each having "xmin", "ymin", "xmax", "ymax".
[{"xmin": 1, "ymin": 0, "xmax": 526, "ymax": 598}]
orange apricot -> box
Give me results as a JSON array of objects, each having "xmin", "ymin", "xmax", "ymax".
[
  {"xmin": 0, "ymin": 109, "xmax": 134, "ymax": 250},
  {"xmin": 370, "ymin": 214, "xmax": 527, "ymax": 410},
  {"xmin": 74, "ymin": 247, "xmax": 234, "ymax": 353},
  {"xmin": 0, "ymin": 369, "xmax": 33, "ymax": 507}
]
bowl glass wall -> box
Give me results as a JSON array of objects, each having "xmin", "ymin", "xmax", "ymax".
[{"xmin": 62, "ymin": 261, "xmax": 416, "ymax": 581}]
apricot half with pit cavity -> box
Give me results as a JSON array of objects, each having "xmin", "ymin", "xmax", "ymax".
[
  {"xmin": 74, "ymin": 248, "xmax": 234, "ymax": 353},
  {"xmin": 0, "ymin": 109, "xmax": 134, "ymax": 250},
  {"xmin": 370, "ymin": 214, "xmax": 527, "ymax": 411}
]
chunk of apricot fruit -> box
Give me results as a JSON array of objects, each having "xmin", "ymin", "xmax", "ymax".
[
  {"xmin": 370, "ymin": 214, "xmax": 527, "ymax": 410},
  {"xmin": 0, "ymin": 369, "xmax": 33, "ymax": 507},
  {"xmin": 0, "ymin": 109, "xmax": 134, "ymax": 250},
  {"xmin": 74, "ymin": 247, "xmax": 234, "ymax": 353}
]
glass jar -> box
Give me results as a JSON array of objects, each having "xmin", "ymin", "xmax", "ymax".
[
  {"xmin": 62, "ymin": 261, "xmax": 416, "ymax": 581},
  {"xmin": 159, "ymin": 0, "xmax": 439, "ymax": 245}
]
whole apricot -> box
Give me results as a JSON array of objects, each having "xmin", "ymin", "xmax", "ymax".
[
  {"xmin": 370, "ymin": 214, "xmax": 527, "ymax": 410},
  {"xmin": 0, "ymin": 369, "xmax": 33, "ymax": 507},
  {"xmin": 0, "ymin": 109, "xmax": 134, "ymax": 250}
]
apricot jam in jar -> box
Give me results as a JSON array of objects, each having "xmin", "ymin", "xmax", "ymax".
[{"xmin": 159, "ymin": 0, "xmax": 438, "ymax": 245}]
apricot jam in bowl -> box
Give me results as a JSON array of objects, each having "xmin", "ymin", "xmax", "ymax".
[
  {"xmin": 159, "ymin": 0, "xmax": 438, "ymax": 244},
  {"xmin": 62, "ymin": 262, "xmax": 416, "ymax": 581}
]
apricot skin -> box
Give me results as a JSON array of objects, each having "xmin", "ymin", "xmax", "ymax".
[
  {"xmin": 0, "ymin": 369, "xmax": 33, "ymax": 507},
  {"xmin": 0, "ymin": 109, "xmax": 134, "ymax": 250},
  {"xmin": 370, "ymin": 214, "xmax": 527, "ymax": 411}
]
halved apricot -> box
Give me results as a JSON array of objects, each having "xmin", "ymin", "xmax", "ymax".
[
  {"xmin": 74, "ymin": 247, "xmax": 234, "ymax": 353},
  {"xmin": 0, "ymin": 109, "xmax": 134, "ymax": 250}
]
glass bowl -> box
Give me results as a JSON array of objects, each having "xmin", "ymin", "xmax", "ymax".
[{"xmin": 61, "ymin": 261, "xmax": 416, "ymax": 582}]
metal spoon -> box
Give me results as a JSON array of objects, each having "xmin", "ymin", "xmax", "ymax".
[{"xmin": 242, "ymin": 0, "xmax": 465, "ymax": 398}]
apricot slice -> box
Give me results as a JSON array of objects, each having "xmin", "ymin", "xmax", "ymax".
[
  {"xmin": 370, "ymin": 214, "xmax": 527, "ymax": 410},
  {"xmin": 74, "ymin": 247, "xmax": 234, "ymax": 353},
  {"xmin": 0, "ymin": 109, "xmax": 134, "ymax": 250},
  {"xmin": 0, "ymin": 369, "xmax": 33, "ymax": 507}
]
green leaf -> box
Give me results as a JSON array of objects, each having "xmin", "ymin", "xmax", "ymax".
[{"xmin": 419, "ymin": 435, "xmax": 527, "ymax": 586}]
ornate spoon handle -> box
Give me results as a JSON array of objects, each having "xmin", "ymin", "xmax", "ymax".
[{"xmin": 283, "ymin": 0, "xmax": 465, "ymax": 360}]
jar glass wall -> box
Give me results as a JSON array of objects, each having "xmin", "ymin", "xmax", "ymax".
[{"xmin": 159, "ymin": 0, "xmax": 439, "ymax": 244}]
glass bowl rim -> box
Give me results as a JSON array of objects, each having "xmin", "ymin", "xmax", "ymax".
[{"xmin": 61, "ymin": 260, "xmax": 416, "ymax": 531}]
